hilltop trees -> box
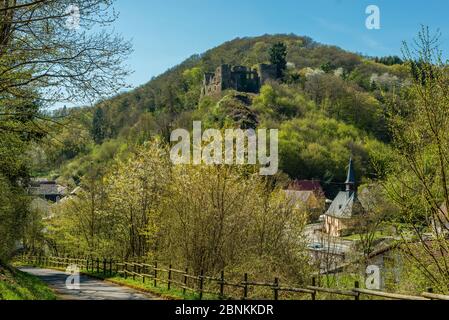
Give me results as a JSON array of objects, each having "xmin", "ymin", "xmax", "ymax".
[
  {"xmin": 269, "ymin": 42, "xmax": 288, "ymax": 79},
  {"xmin": 374, "ymin": 55, "xmax": 403, "ymax": 66}
]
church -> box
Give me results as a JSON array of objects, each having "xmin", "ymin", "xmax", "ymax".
[{"xmin": 323, "ymin": 158, "xmax": 365, "ymax": 237}]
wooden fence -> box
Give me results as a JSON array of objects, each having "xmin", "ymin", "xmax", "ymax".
[{"xmin": 20, "ymin": 255, "xmax": 449, "ymax": 301}]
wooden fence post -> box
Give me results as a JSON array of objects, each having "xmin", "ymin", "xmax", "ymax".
[
  {"xmin": 273, "ymin": 278, "xmax": 279, "ymax": 301},
  {"xmin": 124, "ymin": 263, "xmax": 128, "ymax": 279},
  {"xmin": 220, "ymin": 271, "xmax": 225, "ymax": 299},
  {"xmin": 311, "ymin": 277, "xmax": 316, "ymax": 300},
  {"xmin": 354, "ymin": 281, "xmax": 360, "ymax": 300},
  {"xmin": 168, "ymin": 264, "xmax": 172, "ymax": 291},
  {"xmin": 133, "ymin": 263, "xmax": 136, "ymax": 280},
  {"xmin": 243, "ymin": 273, "xmax": 248, "ymax": 300},
  {"xmin": 199, "ymin": 270, "xmax": 204, "ymax": 300},
  {"xmin": 154, "ymin": 261, "xmax": 158, "ymax": 287},
  {"xmin": 183, "ymin": 268, "xmax": 188, "ymax": 295}
]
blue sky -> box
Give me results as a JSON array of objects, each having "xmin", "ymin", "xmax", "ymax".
[{"xmin": 113, "ymin": 0, "xmax": 449, "ymax": 90}]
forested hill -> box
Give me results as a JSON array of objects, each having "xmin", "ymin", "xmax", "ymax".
[
  {"xmin": 40, "ymin": 34, "xmax": 408, "ymax": 196},
  {"xmin": 89, "ymin": 34, "xmax": 370, "ymax": 138}
]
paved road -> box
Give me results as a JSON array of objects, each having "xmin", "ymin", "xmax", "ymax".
[{"xmin": 20, "ymin": 267, "xmax": 157, "ymax": 300}]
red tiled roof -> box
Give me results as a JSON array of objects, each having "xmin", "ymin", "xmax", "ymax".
[{"xmin": 288, "ymin": 180, "xmax": 324, "ymax": 194}]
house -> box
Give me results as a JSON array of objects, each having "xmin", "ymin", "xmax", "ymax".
[
  {"xmin": 288, "ymin": 180, "xmax": 325, "ymax": 197},
  {"xmin": 323, "ymin": 158, "xmax": 365, "ymax": 237},
  {"xmin": 29, "ymin": 179, "xmax": 67, "ymax": 203},
  {"xmin": 284, "ymin": 190, "xmax": 321, "ymax": 210},
  {"xmin": 284, "ymin": 180, "xmax": 326, "ymax": 222},
  {"xmin": 286, "ymin": 180, "xmax": 325, "ymax": 209}
]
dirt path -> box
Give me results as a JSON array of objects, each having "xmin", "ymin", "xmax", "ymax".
[{"xmin": 20, "ymin": 267, "xmax": 158, "ymax": 300}]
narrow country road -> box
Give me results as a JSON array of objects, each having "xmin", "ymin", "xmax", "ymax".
[{"xmin": 20, "ymin": 267, "xmax": 157, "ymax": 300}]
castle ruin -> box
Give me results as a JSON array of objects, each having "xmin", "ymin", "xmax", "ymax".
[{"xmin": 201, "ymin": 64, "xmax": 277, "ymax": 97}]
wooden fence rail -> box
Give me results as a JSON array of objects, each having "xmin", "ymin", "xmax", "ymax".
[{"xmin": 19, "ymin": 255, "xmax": 449, "ymax": 301}]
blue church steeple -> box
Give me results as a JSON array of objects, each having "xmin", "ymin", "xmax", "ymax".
[{"xmin": 345, "ymin": 157, "xmax": 355, "ymax": 192}]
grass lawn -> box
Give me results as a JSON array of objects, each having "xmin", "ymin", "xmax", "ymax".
[
  {"xmin": 341, "ymin": 231, "xmax": 388, "ymax": 241},
  {"xmin": 0, "ymin": 264, "xmax": 56, "ymax": 300}
]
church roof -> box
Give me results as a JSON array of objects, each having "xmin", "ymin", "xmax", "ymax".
[
  {"xmin": 325, "ymin": 157, "xmax": 363, "ymax": 219},
  {"xmin": 325, "ymin": 191, "xmax": 364, "ymax": 219}
]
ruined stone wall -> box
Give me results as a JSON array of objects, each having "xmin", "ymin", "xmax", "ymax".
[
  {"xmin": 257, "ymin": 63, "xmax": 277, "ymax": 85},
  {"xmin": 202, "ymin": 63, "xmax": 276, "ymax": 97}
]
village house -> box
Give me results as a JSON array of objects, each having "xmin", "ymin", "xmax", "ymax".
[
  {"xmin": 323, "ymin": 158, "xmax": 365, "ymax": 237},
  {"xmin": 288, "ymin": 180, "xmax": 325, "ymax": 197},
  {"xmin": 284, "ymin": 189, "xmax": 321, "ymax": 210},
  {"xmin": 284, "ymin": 180, "xmax": 326, "ymax": 222},
  {"xmin": 29, "ymin": 179, "xmax": 67, "ymax": 203}
]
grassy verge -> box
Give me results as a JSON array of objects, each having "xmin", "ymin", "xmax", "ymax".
[{"xmin": 0, "ymin": 264, "xmax": 56, "ymax": 300}]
